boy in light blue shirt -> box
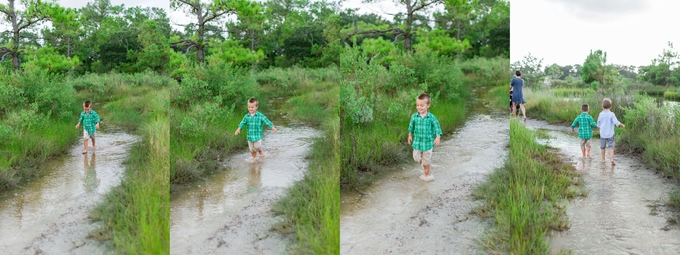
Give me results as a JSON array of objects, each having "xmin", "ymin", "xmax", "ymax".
[{"xmin": 597, "ymin": 98, "xmax": 625, "ymax": 164}]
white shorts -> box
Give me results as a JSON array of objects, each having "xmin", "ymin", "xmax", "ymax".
[
  {"xmin": 248, "ymin": 140, "xmax": 262, "ymax": 152},
  {"xmin": 84, "ymin": 130, "xmax": 95, "ymax": 140},
  {"xmin": 413, "ymin": 149, "xmax": 433, "ymax": 166}
]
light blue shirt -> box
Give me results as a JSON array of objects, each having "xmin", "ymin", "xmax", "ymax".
[{"xmin": 597, "ymin": 109, "xmax": 621, "ymax": 139}]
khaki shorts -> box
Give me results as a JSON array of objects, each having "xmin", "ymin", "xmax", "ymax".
[
  {"xmin": 248, "ymin": 140, "xmax": 262, "ymax": 152},
  {"xmin": 579, "ymin": 138, "xmax": 591, "ymax": 149},
  {"xmin": 413, "ymin": 149, "xmax": 433, "ymax": 166},
  {"xmin": 83, "ymin": 130, "xmax": 95, "ymax": 140}
]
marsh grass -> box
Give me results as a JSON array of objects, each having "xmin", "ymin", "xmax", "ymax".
[
  {"xmin": 523, "ymin": 89, "xmax": 680, "ymax": 223},
  {"xmin": 0, "ymin": 119, "xmax": 78, "ymax": 191},
  {"xmin": 264, "ymin": 69, "xmax": 340, "ymax": 254},
  {"xmin": 90, "ymin": 88, "xmax": 169, "ymax": 254},
  {"xmin": 473, "ymin": 119, "xmax": 583, "ymax": 254},
  {"xmin": 0, "ymin": 72, "xmax": 169, "ymax": 193},
  {"xmin": 273, "ymin": 114, "xmax": 339, "ymax": 254},
  {"xmin": 170, "ymin": 65, "xmax": 340, "ymax": 253}
]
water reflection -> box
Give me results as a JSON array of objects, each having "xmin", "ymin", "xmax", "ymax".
[
  {"xmin": 83, "ymin": 153, "xmax": 99, "ymax": 193},
  {"xmin": 247, "ymin": 161, "xmax": 262, "ymax": 192}
]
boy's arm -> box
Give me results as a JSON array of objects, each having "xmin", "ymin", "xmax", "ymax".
[
  {"xmin": 262, "ymin": 114, "xmax": 277, "ymax": 133},
  {"xmin": 432, "ymin": 115, "xmax": 443, "ymax": 146},
  {"xmin": 235, "ymin": 115, "xmax": 247, "ymax": 135},
  {"xmin": 407, "ymin": 114, "xmax": 415, "ymax": 134},
  {"xmin": 432, "ymin": 116, "xmax": 443, "ymax": 137},
  {"xmin": 570, "ymin": 117, "xmax": 579, "ymax": 129},
  {"xmin": 611, "ymin": 114, "xmax": 622, "ymax": 127},
  {"xmin": 94, "ymin": 111, "xmax": 100, "ymax": 129},
  {"xmin": 76, "ymin": 112, "xmax": 83, "ymax": 128},
  {"xmin": 589, "ymin": 116, "xmax": 598, "ymax": 128},
  {"xmin": 407, "ymin": 115, "xmax": 415, "ymax": 145}
]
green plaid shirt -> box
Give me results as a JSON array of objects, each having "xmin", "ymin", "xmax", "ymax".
[
  {"xmin": 408, "ymin": 112, "xmax": 443, "ymax": 151},
  {"xmin": 571, "ymin": 112, "xmax": 597, "ymax": 139},
  {"xmin": 79, "ymin": 110, "xmax": 100, "ymax": 135},
  {"xmin": 238, "ymin": 111, "xmax": 274, "ymax": 142}
]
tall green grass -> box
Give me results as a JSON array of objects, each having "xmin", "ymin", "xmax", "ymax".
[
  {"xmin": 473, "ymin": 119, "xmax": 582, "ymax": 254},
  {"xmin": 0, "ymin": 71, "xmax": 172, "ymax": 193},
  {"xmin": 523, "ymin": 88, "xmax": 631, "ymax": 127},
  {"xmin": 522, "ymin": 88, "xmax": 680, "ymax": 222},
  {"xmin": 170, "ymin": 63, "xmax": 340, "ymax": 253},
  {"xmin": 339, "ymin": 45, "xmax": 497, "ymax": 189},
  {"xmin": 90, "ymin": 89, "xmax": 169, "ymax": 254},
  {"xmin": 273, "ymin": 114, "xmax": 339, "ymax": 254}
]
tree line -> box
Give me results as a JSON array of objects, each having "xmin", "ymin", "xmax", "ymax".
[{"xmin": 1, "ymin": 0, "xmax": 509, "ymax": 75}]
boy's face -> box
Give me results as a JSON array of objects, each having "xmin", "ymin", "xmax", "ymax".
[
  {"xmin": 416, "ymin": 99, "xmax": 430, "ymax": 115},
  {"xmin": 83, "ymin": 104, "xmax": 91, "ymax": 113},
  {"xmin": 248, "ymin": 102, "xmax": 258, "ymax": 115}
]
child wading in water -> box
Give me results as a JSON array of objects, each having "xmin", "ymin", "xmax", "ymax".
[
  {"xmin": 597, "ymin": 98, "xmax": 625, "ymax": 164},
  {"xmin": 408, "ymin": 93, "xmax": 443, "ymax": 182},
  {"xmin": 75, "ymin": 100, "xmax": 100, "ymax": 154},
  {"xmin": 235, "ymin": 98, "xmax": 277, "ymax": 159},
  {"xmin": 571, "ymin": 103, "xmax": 598, "ymax": 158}
]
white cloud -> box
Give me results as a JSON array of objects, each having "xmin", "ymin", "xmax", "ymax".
[{"xmin": 511, "ymin": 0, "xmax": 679, "ymax": 67}]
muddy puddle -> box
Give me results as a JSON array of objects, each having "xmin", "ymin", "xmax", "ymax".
[
  {"xmin": 0, "ymin": 128, "xmax": 138, "ymax": 254},
  {"xmin": 523, "ymin": 119, "xmax": 680, "ymax": 254},
  {"xmin": 340, "ymin": 87, "xmax": 509, "ymax": 254},
  {"xmin": 170, "ymin": 96, "xmax": 321, "ymax": 254}
]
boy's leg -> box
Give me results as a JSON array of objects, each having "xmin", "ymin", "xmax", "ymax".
[
  {"xmin": 259, "ymin": 149, "xmax": 265, "ymax": 158},
  {"xmin": 91, "ymin": 135, "xmax": 96, "ymax": 149},
  {"xmin": 520, "ymin": 104, "xmax": 527, "ymax": 121},
  {"xmin": 512, "ymin": 102, "xmax": 517, "ymax": 118},
  {"xmin": 600, "ymin": 138, "xmax": 606, "ymax": 162},
  {"xmin": 609, "ymin": 138, "xmax": 615, "ymax": 164},
  {"xmin": 586, "ymin": 145, "xmax": 591, "ymax": 158},
  {"xmin": 82, "ymin": 130, "xmax": 88, "ymax": 154},
  {"xmin": 248, "ymin": 141, "xmax": 257, "ymax": 158},
  {"xmin": 422, "ymin": 150, "xmax": 432, "ymax": 177},
  {"xmin": 580, "ymin": 139, "xmax": 586, "ymax": 157}
]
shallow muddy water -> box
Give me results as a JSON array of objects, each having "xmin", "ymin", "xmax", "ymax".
[
  {"xmin": 170, "ymin": 96, "xmax": 321, "ymax": 254},
  {"xmin": 523, "ymin": 119, "xmax": 680, "ymax": 254},
  {"xmin": 341, "ymin": 87, "xmax": 509, "ymax": 254},
  {"xmin": 0, "ymin": 128, "xmax": 138, "ymax": 254}
]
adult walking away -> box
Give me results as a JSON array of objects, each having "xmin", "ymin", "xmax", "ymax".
[{"xmin": 510, "ymin": 70, "xmax": 527, "ymax": 122}]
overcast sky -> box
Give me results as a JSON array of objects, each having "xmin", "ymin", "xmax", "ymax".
[
  {"xmin": 58, "ymin": 0, "xmax": 167, "ymax": 10},
  {"xmin": 511, "ymin": 0, "xmax": 680, "ymax": 67}
]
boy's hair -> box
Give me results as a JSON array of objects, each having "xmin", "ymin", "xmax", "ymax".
[
  {"xmin": 602, "ymin": 98, "xmax": 612, "ymax": 109},
  {"xmin": 83, "ymin": 100, "xmax": 91, "ymax": 108},
  {"xmin": 515, "ymin": 70, "xmax": 522, "ymax": 77},
  {"xmin": 248, "ymin": 98, "xmax": 258, "ymax": 106},
  {"xmin": 581, "ymin": 104, "xmax": 589, "ymax": 112},
  {"xmin": 417, "ymin": 93, "xmax": 431, "ymax": 104}
]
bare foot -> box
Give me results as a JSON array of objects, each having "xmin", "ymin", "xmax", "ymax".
[
  {"xmin": 611, "ymin": 160, "xmax": 616, "ymax": 165},
  {"xmin": 587, "ymin": 155, "xmax": 592, "ymax": 159},
  {"xmin": 601, "ymin": 160, "xmax": 605, "ymax": 163},
  {"xmin": 259, "ymin": 151, "xmax": 265, "ymax": 158},
  {"xmin": 82, "ymin": 150, "xmax": 87, "ymax": 154},
  {"xmin": 523, "ymin": 117, "xmax": 527, "ymax": 122},
  {"xmin": 582, "ymin": 155, "xmax": 586, "ymax": 158}
]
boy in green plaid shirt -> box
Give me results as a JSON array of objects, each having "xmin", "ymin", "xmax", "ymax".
[
  {"xmin": 571, "ymin": 103, "xmax": 598, "ymax": 158},
  {"xmin": 75, "ymin": 100, "xmax": 100, "ymax": 154},
  {"xmin": 235, "ymin": 98, "xmax": 277, "ymax": 159},
  {"xmin": 408, "ymin": 93, "xmax": 443, "ymax": 182}
]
